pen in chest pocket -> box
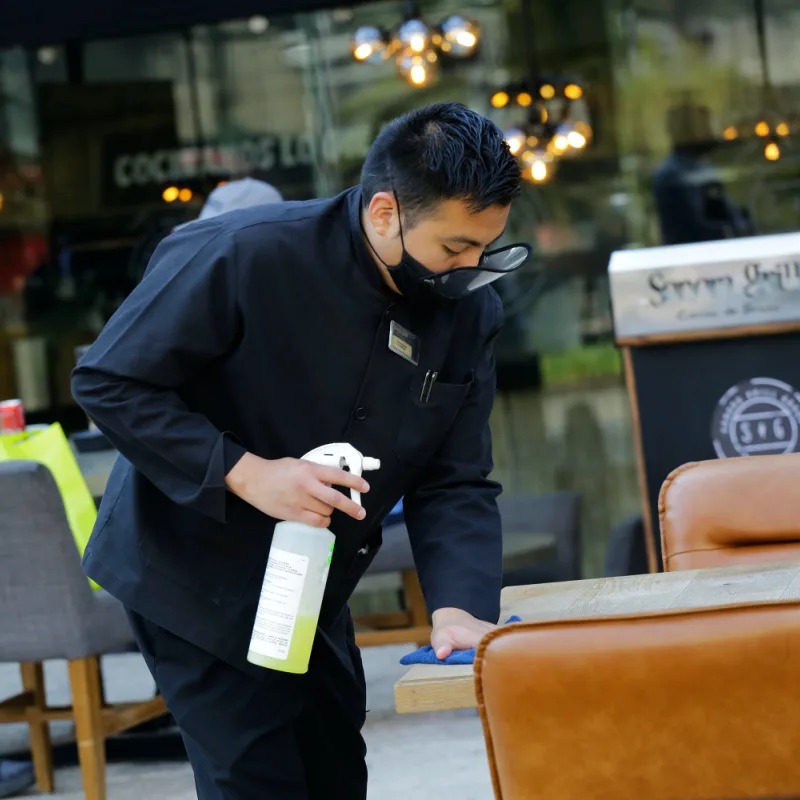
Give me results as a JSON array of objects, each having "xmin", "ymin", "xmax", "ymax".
[{"xmin": 420, "ymin": 370, "xmax": 438, "ymax": 403}]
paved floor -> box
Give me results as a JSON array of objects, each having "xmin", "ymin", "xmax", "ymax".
[{"xmin": 1, "ymin": 644, "xmax": 494, "ymax": 799}]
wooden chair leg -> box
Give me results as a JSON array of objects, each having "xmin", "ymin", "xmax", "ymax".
[
  {"xmin": 68, "ymin": 657, "xmax": 107, "ymax": 800},
  {"xmin": 19, "ymin": 662, "xmax": 54, "ymax": 793},
  {"xmin": 401, "ymin": 569, "xmax": 431, "ymax": 647}
]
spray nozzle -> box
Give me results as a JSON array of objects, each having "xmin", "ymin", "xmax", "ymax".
[{"xmin": 301, "ymin": 443, "xmax": 381, "ymax": 507}]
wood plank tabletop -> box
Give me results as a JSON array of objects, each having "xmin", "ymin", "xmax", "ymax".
[{"xmin": 394, "ymin": 560, "xmax": 800, "ymax": 714}]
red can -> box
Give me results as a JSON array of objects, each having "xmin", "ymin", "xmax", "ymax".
[{"xmin": 0, "ymin": 399, "xmax": 25, "ymax": 433}]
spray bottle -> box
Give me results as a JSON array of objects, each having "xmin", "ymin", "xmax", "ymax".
[{"xmin": 247, "ymin": 443, "xmax": 381, "ymax": 674}]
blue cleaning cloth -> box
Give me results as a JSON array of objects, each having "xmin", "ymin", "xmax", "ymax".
[
  {"xmin": 384, "ymin": 498, "xmax": 405, "ymax": 526},
  {"xmin": 399, "ymin": 616, "xmax": 523, "ymax": 666},
  {"xmin": 0, "ymin": 760, "xmax": 34, "ymax": 798}
]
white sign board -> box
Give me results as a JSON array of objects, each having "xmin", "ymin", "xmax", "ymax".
[{"xmin": 608, "ymin": 232, "xmax": 800, "ymax": 340}]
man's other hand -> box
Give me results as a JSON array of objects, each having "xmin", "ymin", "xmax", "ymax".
[{"xmin": 430, "ymin": 608, "xmax": 497, "ymax": 660}]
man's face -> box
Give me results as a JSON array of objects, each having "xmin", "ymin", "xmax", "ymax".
[{"xmin": 366, "ymin": 192, "xmax": 511, "ymax": 274}]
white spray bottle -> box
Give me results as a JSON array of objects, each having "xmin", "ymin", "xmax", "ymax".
[{"xmin": 247, "ymin": 443, "xmax": 380, "ymax": 674}]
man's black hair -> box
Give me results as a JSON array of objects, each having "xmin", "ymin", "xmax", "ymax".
[{"xmin": 360, "ymin": 102, "xmax": 521, "ymax": 226}]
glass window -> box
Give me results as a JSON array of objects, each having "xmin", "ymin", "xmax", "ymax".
[{"xmin": 2, "ymin": 0, "xmax": 796, "ymax": 579}]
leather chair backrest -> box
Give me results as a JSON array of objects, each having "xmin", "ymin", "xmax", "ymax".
[
  {"xmin": 659, "ymin": 453, "xmax": 800, "ymax": 572},
  {"xmin": 475, "ymin": 601, "xmax": 800, "ymax": 800}
]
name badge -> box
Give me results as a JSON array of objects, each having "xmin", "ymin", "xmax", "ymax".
[{"xmin": 388, "ymin": 320, "xmax": 420, "ymax": 366}]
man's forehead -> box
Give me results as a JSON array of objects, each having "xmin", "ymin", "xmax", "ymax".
[
  {"xmin": 430, "ymin": 200, "xmax": 509, "ymax": 246},
  {"xmin": 442, "ymin": 233, "xmax": 502, "ymax": 248}
]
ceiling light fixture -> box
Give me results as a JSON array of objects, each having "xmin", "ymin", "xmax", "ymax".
[{"xmin": 350, "ymin": 2, "xmax": 480, "ymax": 88}]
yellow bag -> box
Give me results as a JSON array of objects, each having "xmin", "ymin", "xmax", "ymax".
[{"xmin": 0, "ymin": 423, "xmax": 100, "ymax": 589}]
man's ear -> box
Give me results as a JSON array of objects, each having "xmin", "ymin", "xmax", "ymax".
[{"xmin": 367, "ymin": 192, "xmax": 399, "ymax": 238}]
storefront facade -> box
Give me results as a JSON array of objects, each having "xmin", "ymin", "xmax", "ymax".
[{"xmin": 1, "ymin": 0, "xmax": 798, "ymax": 575}]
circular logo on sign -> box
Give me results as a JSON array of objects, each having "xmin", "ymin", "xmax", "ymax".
[{"xmin": 712, "ymin": 377, "xmax": 800, "ymax": 459}]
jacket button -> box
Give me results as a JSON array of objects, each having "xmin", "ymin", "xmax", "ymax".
[{"xmin": 354, "ymin": 406, "xmax": 368, "ymax": 421}]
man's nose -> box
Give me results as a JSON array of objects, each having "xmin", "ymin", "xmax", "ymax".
[{"xmin": 455, "ymin": 247, "xmax": 484, "ymax": 269}]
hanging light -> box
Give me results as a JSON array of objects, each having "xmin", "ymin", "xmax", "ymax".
[
  {"xmin": 491, "ymin": 91, "xmax": 510, "ymax": 109},
  {"xmin": 521, "ymin": 149, "xmax": 553, "ymax": 183},
  {"xmin": 350, "ymin": 10, "xmax": 480, "ymax": 87},
  {"xmin": 439, "ymin": 15, "xmax": 480, "ymax": 58},
  {"xmin": 720, "ymin": 113, "xmax": 795, "ymax": 163},
  {"xmin": 504, "ymin": 128, "xmax": 527, "ymax": 156},
  {"xmin": 350, "ymin": 26, "xmax": 387, "ymax": 63},
  {"xmin": 529, "ymin": 158, "xmax": 550, "ymax": 183},
  {"xmin": 37, "ymin": 47, "xmax": 58, "ymax": 65},
  {"xmin": 516, "ymin": 91, "xmax": 533, "ymax": 108},
  {"xmin": 549, "ymin": 130, "xmax": 569, "ymax": 155},
  {"xmin": 489, "ymin": 73, "xmax": 592, "ymax": 182},
  {"xmin": 247, "ymin": 16, "xmax": 269, "ymax": 34},
  {"xmin": 574, "ymin": 120, "xmax": 593, "ymax": 145},
  {"xmin": 764, "ymin": 140, "xmax": 781, "ymax": 161},
  {"xmin": 397, "ymin": 18, "xmax": 431, "ymax": 54},
  {"xmin": 554, "ymin": 121, "xmax": 587, "ymax": 151},
  {"xmin": 397, "ymin": 50, "xmax": 438, "ymax": 88}
]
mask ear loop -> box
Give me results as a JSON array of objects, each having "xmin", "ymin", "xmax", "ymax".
[
  {"xmin": 391, "ymin": 187, "xmax": 437, "ymax": 289},
  {"xmin": 358, "ymin": 210, "xmax": 393, "ymax": 270},
  {"xmin": 391, "ymin": 187, "xmax": 410, "ymax": 255}
]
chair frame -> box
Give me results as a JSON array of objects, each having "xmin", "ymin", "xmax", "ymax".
[
  {"xmin": 354, "ymin": 569, "xmax": 431, "ymax": 648},
  {"xmin": 0, "ymin": 657, "xmax": 165, "ymax": 800}
]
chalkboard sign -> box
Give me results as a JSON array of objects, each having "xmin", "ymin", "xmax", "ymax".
[
  {"xmin": 625, "ymin": 333, "xmax": 800, "ymax": 569},
  {"xmin": 610, "ymin": 233, "xmax": 800, "ymax": 571}
]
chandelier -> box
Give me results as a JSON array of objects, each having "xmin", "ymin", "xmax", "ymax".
[
  {"xmin": 493, "ymin": 77, "xmax": 592, "ymax": 184},
  {"xmin": 722, "ymin": 116, "xmax": 794, "ymax": 162},
  {"xmin": 350, "ymin": 2, "xmax": 480, "ymax": 88},
  {"xmin": 718, "ymin": 0, "xmax": 795, "ymax": 163},
  {"xmin": 489, "ymin": 0, "xmax": 592, "ymax": 184}
]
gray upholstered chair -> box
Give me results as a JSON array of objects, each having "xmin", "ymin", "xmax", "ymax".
[
  {"xmin": 0, "ymin": 461, "xmax": 166, "ymax": 800},
  {"xmin": 500, "ymin": 491, "xmax": 582, "ymax": 586},
  {"xmin": 355, "ymin": 491, "xmax": 582, "ymax": 648}
]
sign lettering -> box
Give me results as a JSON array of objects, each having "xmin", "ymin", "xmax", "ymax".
[
  {"xmin": 110, "ymin": 133, "xmax": 319, "ymax": 189},
  {"xmin": 608, "ymin": 234, "xmax": 800, "ymax": 339}
]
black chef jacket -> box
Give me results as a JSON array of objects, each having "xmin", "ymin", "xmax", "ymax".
[{"xmin": 72, "ymin": 186, "xmax": 504, "ymax": 678}]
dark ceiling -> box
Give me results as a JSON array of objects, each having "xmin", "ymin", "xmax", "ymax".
[{"xmin": 1, "ymin": 0, "xmax": 366, "ymax": 48}]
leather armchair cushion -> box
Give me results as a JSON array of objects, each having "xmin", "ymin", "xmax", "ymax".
[
  {"xmin": 659, "ymin": 454, "xmax": 800, "ymax": 572},
  {"xmin": 475, "ymin": 601, "xmax": 800, "ymax": 800}
]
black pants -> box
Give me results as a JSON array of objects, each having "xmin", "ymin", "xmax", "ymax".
[{"xmin": 126, "ymin": 608, "xmax": 368, "ymax": 800}]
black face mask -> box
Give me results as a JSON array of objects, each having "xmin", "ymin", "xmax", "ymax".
[{"xmin": 362, "ymin": 195, "xmax": 531, "ymax": 303}]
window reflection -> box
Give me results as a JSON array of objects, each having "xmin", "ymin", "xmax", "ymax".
[{"xmin": 0, "ymin": 0, "xmax": 797, "ymax": 575}]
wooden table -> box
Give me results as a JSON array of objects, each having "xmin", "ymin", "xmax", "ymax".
[{"xmin": 394, "ymin": 560, "xmax": 800, "ymax": 714}]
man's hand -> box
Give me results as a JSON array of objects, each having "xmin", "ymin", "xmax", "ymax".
[
  {"xmin": 430, "ymin": 607, "xmax": 497, "ymax": 661},
  {"xmin": 225, "ymin": 452, "xmax": 369, "ymax": 527}
]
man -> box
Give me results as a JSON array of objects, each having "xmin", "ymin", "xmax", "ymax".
[
  {"xmin": 174, "ymin": 176, "xmax": 284, "ymax": 232},
  {"xmin": 653, "ymin": 102, "xmax": 754, "ymax": 245},
  {"xmin": 71, "ymin": 102, "xmax": 526, "ymax": 799}
]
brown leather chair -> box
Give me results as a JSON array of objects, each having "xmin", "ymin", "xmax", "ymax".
[
  {"xmin": 659, "ymin": 453, "xmax": 800, "ymax": 572},
  {"xmin": 475, "ymin": 601, "xmax": 800, "ymax": 800}
]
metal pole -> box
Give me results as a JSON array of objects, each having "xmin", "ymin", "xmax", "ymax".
[{"xmin": 182, "ymin": 30, "xmax": 207, "ymax": 181}]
